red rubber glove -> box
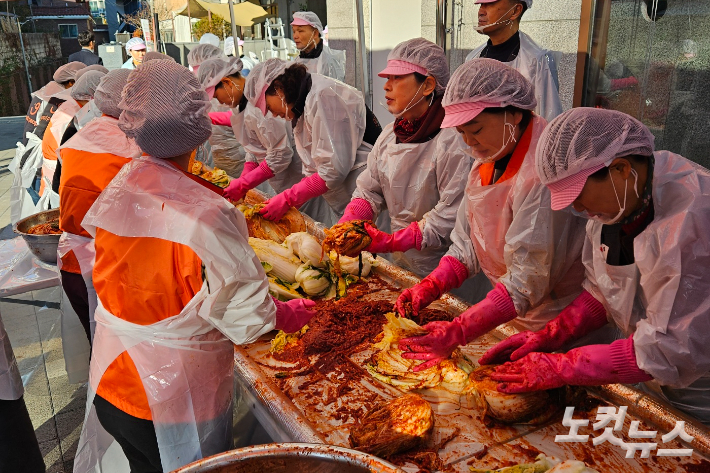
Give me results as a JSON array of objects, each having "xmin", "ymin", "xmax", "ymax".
[
  {"xmin": 479, "ymin": 290, "xmax": 608, "ymax": 365},
  {"xmin": 395, "ymin": 256, "xmax": 469, "ymax": 316},
  {"xmin": 259, "ymin": 173, "xmax": 329, "ymax": 221},
  {"xmin": 223, "ymin": 161, "xmax": 275, "ymax": 202},
  {"xmin": 209, "ymin": 110, "xmax": 233, "ymax": 126},
  {"xmin": 273, "ymin": 297, "xmax": 316, "ymax": 333},
  {"xmin": 241, "ymin": 161, "xmax": 259, "ymax": 177},
  {"xmin": 364, "ymin": 221, "xmax": 422, "ymax": 254},
  {"xmin": 399, "ymin": 283, "xmax": 516, "ymax": 371},
  {"xmin": 491, "ymin": 335, "xmax": 652, "ymax": 394},
  {"xmin": 339, "ymin": 198, "xmax": 375, "ymax": 224}
]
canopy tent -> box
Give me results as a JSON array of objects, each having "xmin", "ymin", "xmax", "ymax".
[{"xmin": 175, "ymin": 0, "xmax": 269, "ymax": 26}]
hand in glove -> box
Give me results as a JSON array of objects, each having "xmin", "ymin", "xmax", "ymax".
[
  {"xmin": 259, "ymin": 173, "xmax": 329, "ymax": 221},
  {"xmin": 399, "ymin": 283, "xmax": 516, "ymax": 371},
  {"xmin": 491, "ymin": 336, "xmax": 652, "ymax": 394},
  {"xmin": 395, "ymin": 256, "xmax": 469, "ymax": 316},
  {"xmin": 364, "ymin": 221, "xmax": 422, "ymax": 255},
  {"xmin": 273, "ymin": 298, "xmax": 317, "ymax": 333},
  {"xmin": 339, "ymin": 198, "xmax": 374, "ymax": 224},
  {"xmin": 479, "ymin": 290, "xmax": 608, "ymax": 365},
  {"xmin": 223, "ymin": 161, "xmax": 275, "ymax": 202}
]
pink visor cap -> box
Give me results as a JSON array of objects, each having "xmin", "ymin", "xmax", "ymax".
[
  {"xmin": 291, "ymin": 17, "xmax": 315, "ymax": 28},
  {"xmin": 206, "ymin": 85, "xmax": 216, "ymax": 100},
  {"xmin": 546, "ymin": 163, "xmax": 606, "ymax": 210},
  {"xmin": 255, "ymin": 84, "xmax": 270, "ymax": 115},
  {"xmin": 475, "ymin": 0, "xmax": 533, "ymax": 6},
  {"xmin": 378, "ymin": 60, "xmax": 428, "ymax": 78},
  {"xmin": 441, "ymin": 101, "xmax": 501, "ymax": 128}
]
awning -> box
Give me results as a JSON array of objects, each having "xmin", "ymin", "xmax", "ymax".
[{"xmin": 175, "ymin": 0, "xmax": 268, "ymax": 26}]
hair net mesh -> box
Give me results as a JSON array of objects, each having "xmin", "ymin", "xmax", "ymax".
[
  {"xmin": 53, "ymin": 62, "xmax": 86, "ymax": 83},
  {"xmin": 387, "ymin": 38, "xmax": 449, "ymax": 93},
  {"xmin": 76, "ymin": 64, "xmax": 109, "ymax": 78},
  {"xmin": 197, "ymin": 57, "xmax": 243, "ymax": 91},
  {"xmin": 292, "ymin": 11, "xmax": 323, "ymax": 33},
  {"xmin": 70, "ymin": 70, "xmax": 105, "ymax": 101},
  {"xmin": 536, "ymin": 108, "xmax": 655, "ymax": 186},
  {"xmin": 144, "ymin": 51, "xmax": 175, "ymax": 62},
  {"xmin": 125, "ymin": 37, "xmax": 146, "ymax": 52},
  {"xmin": 94, "ymin": 69, "xmax": 132, "ymax": 118},
  {"xmin": 224, "ymin": 37, "xmax": 235, "ymax": 56},
  {"xmin": 199, "ymin": 33, "xmax": 220, "ymax": 47},
  {"xmin": 118, "ymin": 60, "xmax": 212, "ymax": 158},
  {"xmin": 244, "ymin": 58, "xmax": 288, "ymax": 105},
  {"xmin": 442, "ymin": 58, "xmax": 537, "ymax": 110},
  {"xmin": 188, "ymin": 44, "xmax": 226, "ymax": 67}
]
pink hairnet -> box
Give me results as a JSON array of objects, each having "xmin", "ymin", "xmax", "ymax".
[
  {"xmin": 94, "ymin": 69, "xmax": 132, "ymax": 118},
  {"xmin": 384, "ymin": 38, "xmax": 449, "ymax": 93},
  {"xmin": 197, "ymin": 57, "xmax": 243, "ymax": 92},
  {"xmin": 536, "ymin": 108, "xmax": 655, "ymax": 189},
  {"xmin": 187, "ymin": 44, "xmax": 225, "ymax": 68},
  {"xmin": 292, "ymin": 11, "xmax": 323, "ymax": 33},
  {"xmin": 118, "ymin": 60, "xmax": 212, "ymax": 158},
  {"xmin": 53, "ymin": 61, "xmax": 86, "ymax": 83},
  {"xmin": 70, "ymin": 70, "xmax": 105, "ymax": 102},
  {"xmin": 244, "ymin": 58, "xmax": 288, "ymax": 113}
]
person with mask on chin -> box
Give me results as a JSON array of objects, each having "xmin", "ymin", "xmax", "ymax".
[
  {"xmin": 291, "ymin": 11, "xmax": 346, "ymax": 82},
  {"xmin": 397, "ymin": 59, "xmax": 588, "ymax": 371},
  {"xmin": 467, "ymin": 0, "xmax": 562, "ymax": 122},
  {"xmin": 479, "ymin": 107, "xmax": 710, "ymax": 426}
]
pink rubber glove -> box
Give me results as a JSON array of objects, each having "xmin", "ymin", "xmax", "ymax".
[
  {"xmin": 223, "ymin": 161, "xmax": 275, "ymax": 201},
  {"xmin": 241, "ymin": 161, "xmax": 259, "ymax": 177},
  {"xmin": 399, "ymin": 283, "xmax": 516, "ymax": 371},
  {"xmin": 209, "ymin": 110, "xmax": 233, "ymax": 126},
  {"xmin": 273, "ymin": 297, "xmax": 317, "ymax": 333},
  {"xmin": 395, "ymin": 256, "xmax": 469, "ymax": 317},
  {"xmin": 364, "ymin": 222, "xmax": 422, "ymax": 255},
  {"xmin": 479, "ymin": 290, "xmax": 608, "ymax": 365},
  {"xmin": 491, "ymin": 335, "xmax": 653, "ymax": 393},
  {"xmin": 339, "ymin": 198, "xmax": 375, "ymax": 224},
  {"xmin": 259, "ymin": 173, "xmax": 329, "ymax": 221}
]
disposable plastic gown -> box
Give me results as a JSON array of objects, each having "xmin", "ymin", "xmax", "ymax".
[
  {"xmin": 293, "ymin": 73, "xmax": 371, "ymax": 215},
  {"xmin": 582, "ymin": 150, "xmax": 710, "ymax": 423},
  {"xmin": 0, "ymin": 312, "xmax": 22, "ymax": 401},
  {"xmin": 466, "ymin": 32, "xmax": 563, "ymax": 122},
  {"xmin": 74, "ymin": 156, "xmax": 277, "ymax": 472},
  {"xmin": 352, "ymin": 125, "xmax": 471, "ymax": 277},
  {"xmin": 446, "ymin": 116, "xmax": 587, "ymax": 330},
  {"xmin": 296, "ymin": 44, "xmax": 346, "ymax": 82},
  {"xmin": 208, "ymin": 101, "xmax": 246, "ymax": 177}
]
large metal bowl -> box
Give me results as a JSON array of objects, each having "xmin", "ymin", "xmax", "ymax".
[
  {"xmin": 172, "ymin": 443, "xmax": 404, "ymax": 473},
  {"xmin": 13, "ymin": 208, "xmax": 61, "ymax": 264}
]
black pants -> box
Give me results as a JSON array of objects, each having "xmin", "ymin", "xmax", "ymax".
[
  {"xmin": 94, "ymin": 395, "xmax": 162, "ymax": 473},
  {"xmin": 0, "ymin": 396, "xmax": 45, "ymax": 473},
  {"xmin": 60, "ymin": 270, "xmax": 91, "ymax": 345}
]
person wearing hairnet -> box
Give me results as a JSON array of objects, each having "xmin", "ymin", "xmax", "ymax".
[
  {"xmin": 480, "ymin": 108, "xmax": 710, "ymax": 425},
  {"xmin": 199, "ymin": 32, "xmax": 220, "ymax": 47},
  {"xmin": 467, "ymin": 0, "xmax": 562, "ymax": 122},
  {"xmin": 338, "ymin": 38, "xmax": 472, "ymax": 284},
  {"xmin": 397, "ymin": 59, "xmax": 587, "ymax": 371},
  {"xmin": 188, "ymin": 43, "xmax": 225, "ymax": 74},
  {"xmin": 55, "ymin": 69, "xmax": 137, "ymax": 349},
  {"xmin": 72, "ymin": 60, "xmax": 315, "ymax": 472},
  {"xmin": 122, "ymin": 37, "xmax": 146, "ymax": 69},
  {"xmin": 143, "ymin": 51, "xmax": 175, "ymax": 62},
  {"xmin": 291, "ymin": 11, "xmax": 346, "ymax": 82},
  {"xmin": 245, "ymin": 59, "xmax": 382, "ymax": 223}
]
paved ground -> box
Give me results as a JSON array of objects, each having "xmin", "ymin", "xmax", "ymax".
[{"xmin": 1, "ymin": 115, "xmax": 270, "ymax": 473}]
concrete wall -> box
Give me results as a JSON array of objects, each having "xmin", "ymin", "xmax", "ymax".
[{"xmin": 0, "ymin": 32, "xmax": 62, "ymax": 70}]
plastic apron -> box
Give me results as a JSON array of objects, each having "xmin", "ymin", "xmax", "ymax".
[
  {"xmin": 0, "ymin": 312, "xmax": 23, "ymax": 401},
  {"xmin": 296, "ymin": 44, "xmax": 346, "ymax": 82},
  {"xmin": 463, "ymin": 117, "xmax": 585, "ymax": 331},
  {"xmin": 466, "ymin": 31, "xmax": 563, "ymax": 122},
  {"xmin": 74, "ymin": 156, "xmax": 277, "ymax": 472},
  {"xmin": 9, "ymin": 132, "xmax": 46, "ymax": 224},
  {"xmin": 209, "ymin": 100, "xmax": 246, "ymax": 178}
]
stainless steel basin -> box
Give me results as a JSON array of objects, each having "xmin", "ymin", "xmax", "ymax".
[{"xmin": 14, "ymin": 208, "xmax": 61, "ymax": 264}]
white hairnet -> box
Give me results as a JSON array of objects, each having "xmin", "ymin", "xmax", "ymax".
[
  {"xmin": 387, "ymin": 38, "xmax": 449, "ymax": 93},
  {"xmin": 94, "ymin": 69, "xmax": 132, "ymax": 118},
  {"xmin": 199, "ymin": 33, "xmax": 220, "ymax": 47},
  {"xmin": 53, "ymin": 61, "xmax": 85, "ymax": 83},
  {"xmin": 224, "ymin": 36, "xmax": 235, "ymax": 56},
  {"xmin": 188, "ymin": 44, "xmax": 226, "ymax": 68},
  {"xmin": 443, "ymin": 58, "xmax": 537, "ymax": 110},
  {"xmin": 70, "ymin": 70, "xmax": 105, "ymax": 102},
  {"xmin": 244, "ymin": 58, "xmax": 288, "ymax": 107},
  {"xmin": 118, "ymin": 60, "xmax": 212, "ymax": 158},
  {"xmin": 292, "ymin": 11, "xmax": 323, "ymax": 33},
  {"xmin": 536, "ymin": 108, "xmax": 655, "ymax": 187},
  {"xmin": 197, "ymin": 57, "xmax": 243, "ymax": 91},
  {"xmin": 125, "ymin": 37, "xmax": 146, "ymax": 52}
]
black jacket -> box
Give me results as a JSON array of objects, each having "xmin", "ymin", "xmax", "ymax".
[{"xmin": 68, "ymin": 48, "xmax": 103, "ymax": 66}]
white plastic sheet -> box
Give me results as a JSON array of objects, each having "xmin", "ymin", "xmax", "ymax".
[{"xmin": 0, "ymin": 237, "xmax": 60, "ymax": 297}]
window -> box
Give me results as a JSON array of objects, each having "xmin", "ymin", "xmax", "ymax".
[{"xmin": 58, "ymin": 24, "xmax": 78, "ymax": 38}]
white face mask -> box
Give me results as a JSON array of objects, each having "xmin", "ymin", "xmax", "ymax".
[
  {"xmin": 588, "ymin": 168, "xmax": 639, "ymax": 225},
  {"xmin": 473, "ymin": 4, "xmax": 518, "ymax": 33},
  {"xmin": 472, "ymin": 111, "xmax": 517, "ymax": 164}
]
